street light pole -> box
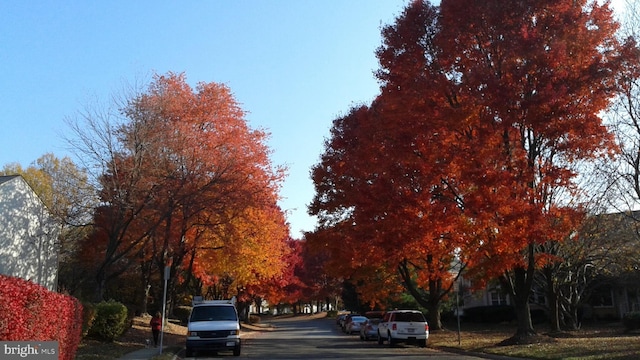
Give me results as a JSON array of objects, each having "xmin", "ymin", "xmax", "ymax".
[
  {"xmin": 159, "ymin": 265, "xmax": 170, "ymax": 354},
  {"xmin": 456, "ymin": 280, "xmax": 461, "ymax": 346}
]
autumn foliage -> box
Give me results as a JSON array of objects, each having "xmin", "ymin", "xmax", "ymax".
[
  {"xmin": 0, "ymin": 275, "xmax": 83, "ymax": 360},
  {"xmin": 72, "ymin": 72, "xmax": 290, "ymax": 309},
  {"xmin": 309, "ymin": 0, "xmax": 635, "ymax": 335}
]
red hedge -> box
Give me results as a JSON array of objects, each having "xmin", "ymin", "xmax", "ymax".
[{"xmin": 0, "ymin": 275, "xmax": 83, "ymax": 360}]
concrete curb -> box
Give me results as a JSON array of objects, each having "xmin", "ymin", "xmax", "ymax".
[
  {"xmin": 437, "ymin": 346, "xmax": 524, "ymax": 360},
  {"xmin": 241, "ymin": 322, "xmax": 276, "ymax": 331}
]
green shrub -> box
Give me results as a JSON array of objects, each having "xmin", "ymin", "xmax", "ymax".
[
  {"xmin": 623, "ymin": 311, "xmax": 640, "ymax": 332},
  {"xmin": 87, "ymin": 300, "xmax": 129, "ymax": 341},
  {"xmin": 327, "ymin": 310, "xmax": 338, "ymax": 318}
]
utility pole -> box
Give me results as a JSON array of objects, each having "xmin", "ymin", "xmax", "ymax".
[{"xmin": 159, "ymin": 265, "xmax": 170, "ymax": 354}]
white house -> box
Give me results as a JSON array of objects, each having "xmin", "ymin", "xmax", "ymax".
[{"xmin": 0, "ymin": 175, "xmax": 59, "ymax": 290}]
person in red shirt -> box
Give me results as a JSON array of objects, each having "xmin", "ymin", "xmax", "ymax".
[{"xmin": 150, "ymin": 312, "xmax": 162, "ymax": 347}]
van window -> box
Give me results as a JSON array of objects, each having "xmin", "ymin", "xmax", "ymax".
[
  {"xmin": 190, "ymin": 306, "xmax": 238, "ymax": 322},
  {"xmin": 394, "ymin": 312, "xmax": 425, "ymax": 322}
]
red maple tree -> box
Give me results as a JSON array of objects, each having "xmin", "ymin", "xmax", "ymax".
[
  {"xmin": 76, "ymin": 73, "xmax": 290, "ymax": 309},
  {"xmin": 309, "ymin": 0, "xmax": 634, "ymax": 340}
]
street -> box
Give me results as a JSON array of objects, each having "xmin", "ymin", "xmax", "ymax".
[{"xmin": 180, "ymin": 315, "xmax": 490, "ymax": 359}]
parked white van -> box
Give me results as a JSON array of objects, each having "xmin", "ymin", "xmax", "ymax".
[
  {"xmin": 377, "ymin": 310, "xmax": 429, "ymax": 347},
  {"xmin": 185, "ymin": 297, "xmax": 241, "ymax": 357}
]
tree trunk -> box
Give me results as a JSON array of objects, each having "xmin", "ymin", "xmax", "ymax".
[
  {"xmin": 397, "ymin": 259, "xmax": 445, "ymax": 330},
  {"xmin": 142, "ymin": 282, "xmax": 151, "ymax": 315},
  {"xmin": 256, "ymin": 297, "xmax": 264, "ymax": 314},
  {"xmin": 508, "ymin": 266, "xmax": 536, "ymax": 340},
  {"xmin": 94, "ymin": 272, "xmax": 106, "ymax": 302},
  {"xmin": 544, "ymin": 267, "xmax": 561, "ymax": 332},
  {"xmin": 428, "ymin": 279, "xmax": 443, "ymax": 330},
  {"xmin": 139, "ymin": 254, "xmax": 153, "ymax": 315},
  {"xmin": 427, "ymin": 301, "xmax": 441, "ymax": 331},
  {"xmin": 513, "ymin": 294, "xmax": 535, "ymax": 337},
  {"xmin": 562, "ymin": 302, "xmax": 581, "ymax": 330}
]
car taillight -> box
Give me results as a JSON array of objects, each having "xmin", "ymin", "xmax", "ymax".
[
  {"xmin": 392, "ymin": 323, "xmax": 397, "ymax": 330},
  {"xmin": 425, "ymin": 324, "xmax": 429, "ymax": 331}
]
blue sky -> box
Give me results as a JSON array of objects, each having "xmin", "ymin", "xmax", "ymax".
[
  {"xmin": 0, "ymin": 1, "xmax": 409, "ymax": 237},
  {"xmin": 0, "ymin": 1, "xmax": 627, "ymax": 237}
]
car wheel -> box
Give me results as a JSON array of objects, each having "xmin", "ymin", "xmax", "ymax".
[
  {"xmin": 233, "ymin": 344, "xmax": 241, "ymax": 356},
  {"xmin": 185, "ymin": 347, "xmax": 193, "ymax": 358},
  {"xmin": 419, "ymin": 339, "xmax": 427, "ymax": 348},
  {"xmin": 377, "ymin": 331, "xmax": 384, "ymax": 345},
  {"xmin": 387, "ymin": 332, "xmax": 395, "ymax": 347}
]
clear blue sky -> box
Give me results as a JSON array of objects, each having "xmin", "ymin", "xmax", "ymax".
[
  {"xmin": 0, "ymin": 1, "xmax": 409, "ymax": 237},
  {"xmin": 0, "ymin": 0, "xmax": 627, "ymax": 237}
]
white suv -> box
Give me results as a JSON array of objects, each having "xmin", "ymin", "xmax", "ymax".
[
  {"xmin": 377, "ymin": 310, "xmax": 429, "ymax": 347},
  {"xmin": 185, "ymin": 297, "xmax": 241, "ymax": 357}
]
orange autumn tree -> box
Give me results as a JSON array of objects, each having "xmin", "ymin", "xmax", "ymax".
[
  {"xmin": 245, "ymin": 237, "xmax": 306, "ymax": 311},
  {"xmin": 309, "ymin": 2, "xmax": 469, "ymax": 330},
  {"xmin": 309, "ymin": 101, "xmax": 464, "ymax": 329},
  {"xmin": 128, "ymin": 73, "xmax": 288, "ymax": 306},
  {"xmin": 436, "ymin": 0, "xmax": 629, "ymax": 340},
  {"xmin": 371, "ymin": 1, "xmax": 471, "ymax": 328},
  {"xmin": 190, "ymin": 204, "xmax": 291, "ymax": 299},
  {"xmin": 76, "ymin": 73, "xmax": 289, "ymax": 307}
]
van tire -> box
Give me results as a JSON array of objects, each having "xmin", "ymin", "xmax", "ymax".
[{"xmin": 387, "ymin": 333, "xmax": 395, "ymax": 347}]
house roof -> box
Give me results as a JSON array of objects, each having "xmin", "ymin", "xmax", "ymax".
[
  {"xmin": 0, "ymin": 175, "xmax": 52, "ymax": 211},
  {"xmin": 0, "ymin": 175, "xmax": 20, "ymax": 185}
]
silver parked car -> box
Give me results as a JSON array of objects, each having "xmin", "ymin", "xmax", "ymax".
[
  {"xmin": 360, "ymin": 318, "xmax": 381, "ymax": 340},
  {"xmin": 345, "ymin": 316, "xmax": 368, "ymax": 334}
]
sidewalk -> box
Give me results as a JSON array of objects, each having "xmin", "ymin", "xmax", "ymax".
[{"xmin": 118, "ymin": 345, "xmax": 176, "ymax": 360}]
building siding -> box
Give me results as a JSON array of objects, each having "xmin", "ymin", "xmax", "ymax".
[{"xmin": 0, "ymin": 176, "xmax": 59, "ymax": 290}]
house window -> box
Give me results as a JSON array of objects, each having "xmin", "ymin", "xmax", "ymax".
[
  {"xmin": 591, "ymin": 286, "xmax": 614, "ymax": 308},
  {"xmin": 489, "ymin": 291, "xmax": 507, "ymax": 305},
  {"xmin": 529, "ymin": 288, "xmax": 547, "ymax": 306}
]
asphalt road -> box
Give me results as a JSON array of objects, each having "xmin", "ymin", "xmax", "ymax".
[{"xmin": 180, "ymin": 315, "xmax": 495, "ymax": 359}]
